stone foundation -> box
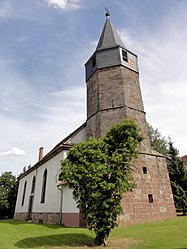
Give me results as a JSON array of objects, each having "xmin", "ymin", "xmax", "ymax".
[
  {"xmin": 14, "ymin": 212, "xmax": 85, "ymax": 227},
  {"xmin": 14, "ymin": 212, "xmax": 60, "ymax": 224},
  {"xmin": 14, "ymin": 212, "xmax": 29, "ymax": 221},
  {"xmin": 31, "ymin": 212, "xmax": 60, "ymax": 225}
]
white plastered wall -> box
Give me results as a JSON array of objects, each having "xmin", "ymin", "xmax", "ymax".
[
  {"xmin": 15, "ymin": 170, "xmax": 36, "ymax": 213},
  {"xmin": 32, "ymin": 151, "xmax": 79, "ymax": 213},
  {"xmin": 66, "ymin": 125, "xmax": 87, "ymax": 144},
  {"xmin": 61, "ymin": 186, "xmax": 79, "ymax": 213},
  {"xmin": 15, "ymin": 150, "xmax": 79, "ymax": 215}
]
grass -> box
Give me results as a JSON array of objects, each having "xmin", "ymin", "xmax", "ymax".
[{"xmin": 0, "ymin": 217, "xmax": 187, "ymax": 249}]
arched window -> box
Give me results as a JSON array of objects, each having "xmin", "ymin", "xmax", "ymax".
[
  {"xmin": 41, "ymin": 169, "xmax": 47, "ymax": 203},
  {"xmin": 31, "ymin": 176, "xmax": 36, "ymax": 194},
  {"xmin": 21, "ymin": 181, "xmax": 27, "ymax": 206}
]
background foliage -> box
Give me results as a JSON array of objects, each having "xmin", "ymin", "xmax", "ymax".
[
  {"xmin": 0, "ymin": 172, "xmax": 18, "ymax": 219},
  {"xmin": 149, "ymin": 124, "xmax": 187, "ymax": 214}
]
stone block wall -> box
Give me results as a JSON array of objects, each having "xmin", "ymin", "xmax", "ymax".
[
  {"xmin": 86, "ymin": 66, "xmax": 151, "ymax": 150},
  {"xmin": 118, "ymin": 153, "xmax": 176, "ymax": 225}
]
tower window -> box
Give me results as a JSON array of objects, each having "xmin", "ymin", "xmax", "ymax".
[
  {"xmin": 148, "ymin": 194, "xmax": 154, "ymax": 203},
  {"xmin": 122, "ymin": 50, "xmax": 128, "ymax": 62},
  {"xmin": 143, "ymin": 167, "xmax": 147, "ymax": 174}
]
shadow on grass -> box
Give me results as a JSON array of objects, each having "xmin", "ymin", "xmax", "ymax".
[{"xmin": 15, "ymin": 233, "xmax": 94, "ymax": 248}]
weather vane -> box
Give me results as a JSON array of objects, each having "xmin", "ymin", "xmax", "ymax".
[{"xmin": 105, "ymin": 7, "xmax": 110, "ymax": 18}]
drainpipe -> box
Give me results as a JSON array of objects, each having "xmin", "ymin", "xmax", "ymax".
[{"xmin": 57, "ymin": 184, "xmax": 63, "ymax": 225}]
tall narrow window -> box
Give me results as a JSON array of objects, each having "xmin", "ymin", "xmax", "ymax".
[
  {"xmin": 41, "ymin": 169, "xmax": 47, "ymax": 203},
  {"xmin": 21, "ymin": 181, "xmax": 27, "ymax": 206},
  {"xmin": 122, "ymin": 50, "xmax": 128, "ymax": 62},
  {"xmin": 31, "ymin": 176, "xmax": 36, "ymax": 194}
]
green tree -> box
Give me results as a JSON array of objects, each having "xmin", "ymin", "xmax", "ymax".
[
  {"xmin": 167, "ymin": 141, "xmax": 187, "ymax": 215},
  {"xmin": 148, "ymin": 125, "xmax": 187, "ymax": 214},
  {"xmin": 148, "ymin": 124, "xmax": 168, "ymax": 155},
  {"xmin": 60, "ymin": 120, "xmax": 143, "ymax": 246},
  {"xmin": 0, "ymin": 172, "xmax": 18, "ymax": 218}
]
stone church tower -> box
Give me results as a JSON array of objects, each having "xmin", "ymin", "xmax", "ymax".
[{"xmin": 85, "ymin": 13, "xmax": 176, "ymax": 224}]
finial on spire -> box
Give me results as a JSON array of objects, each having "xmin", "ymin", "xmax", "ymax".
[{"xmin": 105, "ymin": 7, "xmax": 110, "ymax": 18}]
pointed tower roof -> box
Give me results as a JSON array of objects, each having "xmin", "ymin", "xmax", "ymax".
[{"xmin": 96, "ymin": 15, "xmax": 125, "ymax": 51}]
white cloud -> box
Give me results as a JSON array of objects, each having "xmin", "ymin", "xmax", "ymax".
[
  {"xmin": 0, "ymin": 1, "xmax": 12, "ymax": 19},
  {"xmin": 47, "ymin": 0, "xmax": 80, "ymax": 9},
  {"xmin": 1, "ymin": 147, "xmax": 26, "ymax": 157}
]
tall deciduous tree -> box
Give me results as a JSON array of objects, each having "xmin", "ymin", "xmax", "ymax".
[
  {"xmin": 167, "ymin": 141, "xmax": 187, "ymax": 215},
  {"xmin": 148, "ymin": 124, "xmax": 168, "ymax": 155},
  {"xmin": 148, "ymin": 125, "xmax": 187, "ymax": 214},
  {"xmin": 60, "ymin": 120, "xmax": 143, "ymax": 246},
  {"xmin": 0, "ymin": 172, "xmax": 18, "ymax": 218}
]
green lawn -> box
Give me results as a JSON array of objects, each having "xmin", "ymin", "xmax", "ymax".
[{"xmin": 0, "ymin": 217, "xmax": 187, "ymax": 249}]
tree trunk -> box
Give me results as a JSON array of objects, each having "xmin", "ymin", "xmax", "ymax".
[{"xmin": 94, "ymin": 233, "xmax": 108, "ymax": 246}]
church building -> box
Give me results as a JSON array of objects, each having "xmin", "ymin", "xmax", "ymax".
[{"xmin": 14, "ymin": 13, "xmax": 176, "ymax": 227}]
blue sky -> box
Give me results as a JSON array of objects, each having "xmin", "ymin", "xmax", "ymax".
[{"xmin": 0, "ymin": 0, "xmax": 187, "ymax": 176}]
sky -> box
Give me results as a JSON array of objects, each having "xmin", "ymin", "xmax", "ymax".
[{"xmin": 0, "ymin": 0, "xmax": 187, "ymax": 176}]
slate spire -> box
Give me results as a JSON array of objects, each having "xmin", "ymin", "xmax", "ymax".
[{"xmin": 96, "ymin": 13, "xmax": 125, "ymax": 51}]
